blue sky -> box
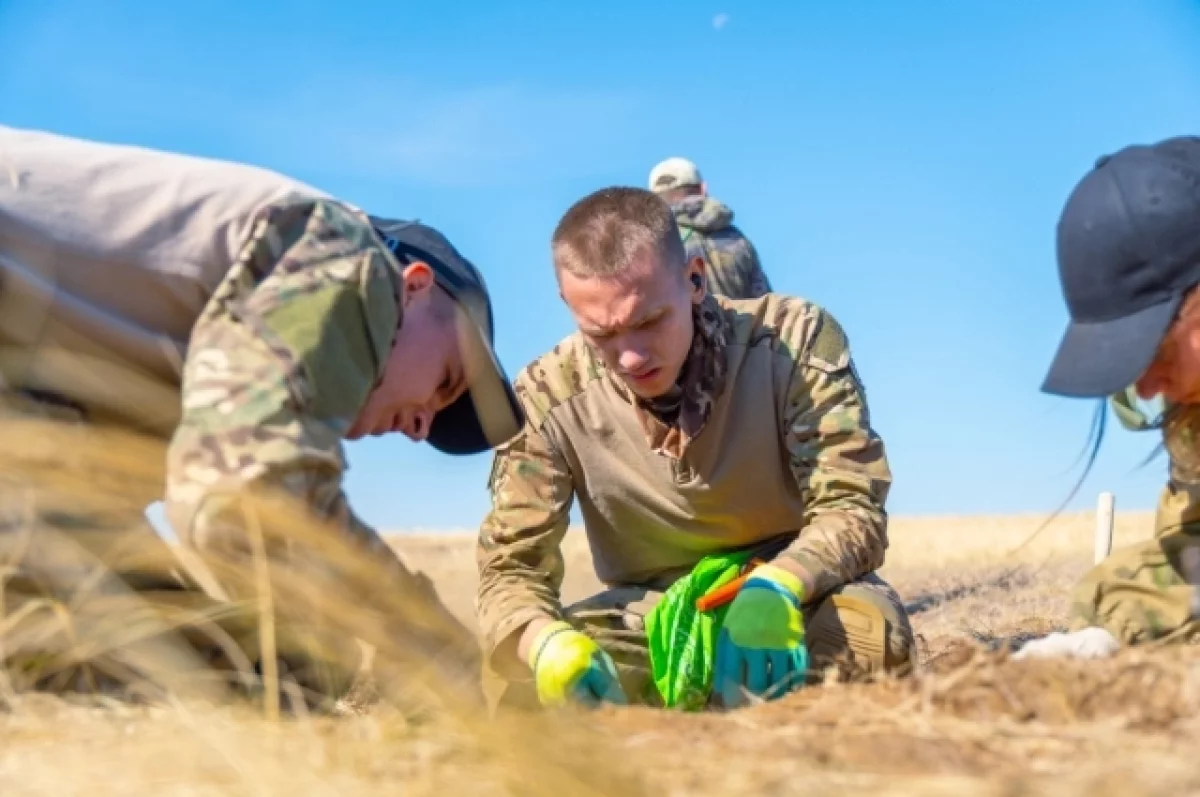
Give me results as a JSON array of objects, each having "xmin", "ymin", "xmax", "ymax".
[{"xmin": 3, "ymin": 1, "xmax": 1199, "ymax": 532}]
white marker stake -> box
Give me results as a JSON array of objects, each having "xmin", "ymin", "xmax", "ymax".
[{"xmin": 1094, "ymin": 491, "xmax": 1115, "ymax": 564}]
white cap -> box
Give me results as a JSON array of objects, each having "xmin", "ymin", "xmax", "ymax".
[{"xmin": 648, "ymin": 157, "xmax": 702, "ymax": 193}]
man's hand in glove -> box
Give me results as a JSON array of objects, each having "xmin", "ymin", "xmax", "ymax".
[
  {"xmin": 713, "ymin": 563, "xmax": 809, "ymax": 707},
  {"xmin": 528, "ymin": 620, "xmax": 627, "ymax": 708}
]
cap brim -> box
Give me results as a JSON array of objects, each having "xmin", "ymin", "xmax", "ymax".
[
  {"xmin": 426, "ymin": 319, "xmax": 524, "ymax": 456},
  {"xmin": 1041, "ymin": 295, "xmax": 1181, "ymax": 398}
]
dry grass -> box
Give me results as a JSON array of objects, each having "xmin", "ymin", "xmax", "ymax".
[
  {"xmin": 388, "ymin": 509, "xmax": 1155, "ymax": 636},
  {"xmin": 387, "ymin": 512, "xmax": 1200, "ymax": 796},
  {"xmin": 2, "ymin": 408, "xmax": 1195, "ymax": 795}
]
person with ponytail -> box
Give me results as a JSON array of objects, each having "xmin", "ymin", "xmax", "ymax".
[{"xmin": 1034, "ymin": 135, "xmax": 1200, "ymax": 656}]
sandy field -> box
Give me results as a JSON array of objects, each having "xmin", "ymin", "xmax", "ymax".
[{"xmin": 5, "ymin": 506, "xmax": 1200, "ymax": 796}]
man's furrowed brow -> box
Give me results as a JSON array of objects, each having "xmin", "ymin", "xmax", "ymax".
[{"xmin": 581, "ymin": 304, "xmax": 661, "ymax": 337}]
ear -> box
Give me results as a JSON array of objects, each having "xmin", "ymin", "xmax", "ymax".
[
  {"xmin": 685, "ymin": 256, "xmax": 707, "ymax": 304},
  {"xmin": 401, "ymin": 261, "xmax": 435, "ymax": 306}
]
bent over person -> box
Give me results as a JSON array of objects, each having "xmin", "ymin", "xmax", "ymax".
[
  {"xmin": 1034, "ymin": 135, "xmax": 1200, "ymax": 655},
  {"xmin": 0, "ymin": 124, "xmax": 524, "ymax": 706},
  {"xmin": 476, "ymin": 186, "xmax": 913, "ymax": 711}
]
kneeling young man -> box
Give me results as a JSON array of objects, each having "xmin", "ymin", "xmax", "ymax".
[{"xmin": 476, "ymin": 187, "xmax": 914, "ymax": 710}]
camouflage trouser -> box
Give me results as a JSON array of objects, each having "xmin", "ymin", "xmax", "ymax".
[
  {"xmin": 0, "ymin": 392, "xmax": 362, "ymax": 707},
  {"xmin": 1069, "ymin": 529, "xmax": 1200, "ymax": 646},
  {"xmin": 485, "ymin": 571, "xmax": 916, "ymax": 711}
]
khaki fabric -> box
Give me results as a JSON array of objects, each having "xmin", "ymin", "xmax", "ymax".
[
  {"xmin": 1069, "ymin": 404, "xmax": 1200, "ymax": 644},
  {"xmin": 0, "ymin": 123, "xmax": 327, "ymax": 436},
  {"xmin": 484, "ymin": 572, "xmax": 914, "ymax": 712}
]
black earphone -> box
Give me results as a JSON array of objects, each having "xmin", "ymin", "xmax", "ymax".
[{"xmin": 690, "ymin": 273, "xmax": 703, "ymax": 289}]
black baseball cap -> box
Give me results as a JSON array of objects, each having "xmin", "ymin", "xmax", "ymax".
[
  {"xmin": 369, "ymin": 216, "xmax": 524, "ymax": 455},
  {"xmin": 1041, "ymin": 136, "xmax": 1200, "ymax": 398}
]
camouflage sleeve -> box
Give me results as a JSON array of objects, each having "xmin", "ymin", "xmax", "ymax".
[
  {"xmin": 743, "ymin": 238, "xmax": 771, "ymax": 297},
  {"xmin": 162, "ymin": 197, "xmax": 431, "ymax": 604},
  {"xmin": 777, "ymin": 309, "xmax": 892, "ymax": 601},
  {"xmin": 475, "ymin": 395, "xmax": 575, "ymax": 670}
]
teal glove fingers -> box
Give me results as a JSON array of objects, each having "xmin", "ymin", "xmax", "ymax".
[
  {"xmin": 714, "ymin": 632, "xmax": 789, "ymax": 706},
  {"xmin": 746, "ymin": 648, "xmax": 770, "ymax": 694},
  {"xmin": 713, "ymin": 564, "xmax": 809, "ymax": 707},
  {"xmin": 715, "ymin": 631, "xmax": 743, "ymax": 707},
  {"xmin": 768, "ymin": 649, "xmax": 794, "ymax": 689},
  {"xmin": 573, "ymin": 651, "xmax": 626, "ymax": 705},
  {"xmin": 778, "ymin": 647, "xmax": 809, "ymax": 696},
  {"xmin": 530, "ymin": 620, "xmax": 628, "ymax": 708},
  {"xmin": 789, "ymin": 647, "xmax": 809, "ymax": 688}
]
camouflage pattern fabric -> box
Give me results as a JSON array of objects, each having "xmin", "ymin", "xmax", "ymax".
[
  {"xmin": 477, "ymin": 292, "xmax": 893, "ymax": 674},
  {"xmin": 483, "ymin": 572, "xmax": 913, "ymax": 711},
  {"xmin": 1069, "ymin": 405, "xmax": 1200, "ymax": 645},
  {"xmin": 673, "ymin": 196, "xmax": 771, "ymax": 300},
  {"xmin": 773, "ymin": 300, "xmax": 892, "ymax": 600},
  {"xmin": 164, "ymin": 195, "xmax": 404, "ymax": 569}
]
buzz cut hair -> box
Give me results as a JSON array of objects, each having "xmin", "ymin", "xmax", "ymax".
[{"xmin": 551, "ymin": 186, "xmax": 688, "ymax": 280}]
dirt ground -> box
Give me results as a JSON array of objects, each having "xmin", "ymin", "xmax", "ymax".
[{"xmin": 5, "ymin": 508, "xmax": 1200, "ymax": 796}]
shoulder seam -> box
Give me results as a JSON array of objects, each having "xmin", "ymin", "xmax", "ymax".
[{"xmin": 514, "ymin": 334, "xmax": 607, "ymax": 425}]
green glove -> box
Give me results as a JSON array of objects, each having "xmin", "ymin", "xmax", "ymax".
[
  {"xmin": 530, "ymin": 621, "xmax": 628, "ymax": 708},
  {"xmin": 713, "ymin": 563, "xmax": 809, "ymax": 707}
]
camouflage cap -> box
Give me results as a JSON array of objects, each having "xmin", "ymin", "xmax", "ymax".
[
  {"xmin": 369, "ymin": 217, "xmax": 525, "ymax": 455},
  {"xmin": 649, "ymin": 157, "xmax": 703, "ymax": 194}
]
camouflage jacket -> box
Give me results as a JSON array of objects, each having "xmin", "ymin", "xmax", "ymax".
[
  {"xmin": 476, "ymin": 293, "xmax": 892, "ymax": 663},
  {"xmin": 673, "ymin": 196, "xmax": 770, "ymax": 300},
  {"xmin": 163, "ymin": 196, "xmax": 407, "ymax": 572}
]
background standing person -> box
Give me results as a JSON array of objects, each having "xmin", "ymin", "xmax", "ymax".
[{"xmin": 648, "ymin": 157, "xmax": 772, "ymax": 300}]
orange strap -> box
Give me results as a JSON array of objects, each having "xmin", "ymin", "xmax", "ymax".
[{"xmin": 694, "ymin": 559, "xmax": 765, "ymax": 612}]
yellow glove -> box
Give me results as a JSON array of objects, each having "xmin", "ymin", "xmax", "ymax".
[{"xmin": 530, "ymin": 621, "xmax": 628, "ymax": 707}]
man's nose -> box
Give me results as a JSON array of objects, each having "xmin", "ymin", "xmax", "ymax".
[{"xmin": 617, "ymin": 343, "xmax": 650, "ymax": 372}]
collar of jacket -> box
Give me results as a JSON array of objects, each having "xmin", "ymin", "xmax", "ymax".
[{"xmin": 625, "ymin": 294, "xmax": 729, "ymax": 458}]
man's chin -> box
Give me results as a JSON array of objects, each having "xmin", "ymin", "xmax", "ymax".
[{"xmin": 623, "ymin": 375, "xmax": 673, "ymax": 399}]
